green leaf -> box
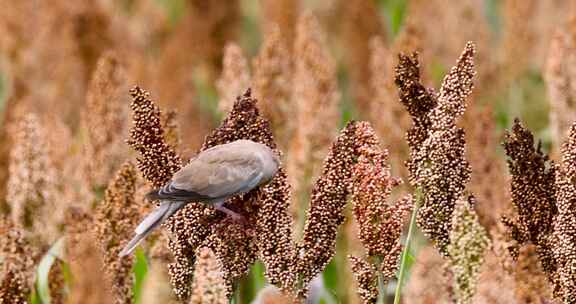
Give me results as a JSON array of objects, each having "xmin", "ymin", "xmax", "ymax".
[
  {"xmin": 36, "ymin": 237, "xmax": 65, "ymax": 304},
  {"xmin": 388, "ymin": 0, "xmax": 407, "ymax": 37},
  {"xmin": 322, "ymin": 260, "xmax": 339, "ymax": 294},
  {"xmin": 393, "ymin": 188, "xmax": 422, "ymax": 304},
  {"xmin": 30, "ymin": 290, "xmax": 41, "ymax": 304},
  {"xmin": 250, "ymin": 261, "xmax": 266, "ymax": 296},
  {"xmin": 234, "ymin": 261, "xmax": 267, "ymax": 303},
  {"xmin": 61, "ymin": 260, "xmax": 73, "ymax": 289},
  {"xmin": 405, "ymin": 251, "xmax": 415, "ymax": 269},
  {"xmin": 378, "ymin": 0, "xmax": 408, "ymax": 38},
  {"xmin": 132, "ymin": 247, "xmax": 149, "ymax": 304},
  {"xmin": 314, "ymin": 277, "xmax": 338, "ymax": 304}
]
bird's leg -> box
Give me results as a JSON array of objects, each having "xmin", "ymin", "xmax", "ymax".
[{"xmin": 214, "ymin": 202, "xmax": 245, "ymax": 222}]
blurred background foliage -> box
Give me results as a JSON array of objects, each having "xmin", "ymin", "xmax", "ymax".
[{"xmin": 0, "ymin": 0, "xmax": 571, "ymax": 303}]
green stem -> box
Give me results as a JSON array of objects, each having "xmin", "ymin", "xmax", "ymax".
[
  {"xmin": 393, "ymin": 188, "xmax": 422, "ymax": 304},
  {"xmin": 376, "ymin": 271, "xmax": 386, "ymax": 304}
]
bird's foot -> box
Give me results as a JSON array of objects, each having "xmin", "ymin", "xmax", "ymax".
[{"xmin": 215, "ymin": 204, "xmax": 247, "ymax": 224}]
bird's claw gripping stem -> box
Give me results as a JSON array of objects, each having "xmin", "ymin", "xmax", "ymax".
[{"xmin": 214, "ymin": 203, "xmax": 246, "ymax": 223}]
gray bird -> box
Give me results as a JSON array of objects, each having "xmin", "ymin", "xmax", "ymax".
[{"xmin": 119, "ymin": 139, "xmax": 280, "ymax": 257}]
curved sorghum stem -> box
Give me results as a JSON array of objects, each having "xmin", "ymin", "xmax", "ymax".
[{"xmin": 393, "ymin": 188, "xmax": 422, "ymax": 304}]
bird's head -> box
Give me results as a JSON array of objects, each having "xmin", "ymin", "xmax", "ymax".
[{"xmin": 260, "ymin": 147, "xmax": 281, "ymax": 183}]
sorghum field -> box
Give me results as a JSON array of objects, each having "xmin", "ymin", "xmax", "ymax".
[{"xmin": 0, "ymin": 0, "xmax": 574, "ymax": 303}]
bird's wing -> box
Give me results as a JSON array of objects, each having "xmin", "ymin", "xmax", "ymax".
[
  {"xmin": 151, "ymin": 183, "xmax": 212, "ymax": 202},
  {"xmin": 170, "ymin": 147, "xmax": 264, "ymax": 199}
]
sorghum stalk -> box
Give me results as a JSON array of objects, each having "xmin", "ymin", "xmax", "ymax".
[{"xmin": 394, "ymin": 188, "xmax": 422, "ymax": 304}]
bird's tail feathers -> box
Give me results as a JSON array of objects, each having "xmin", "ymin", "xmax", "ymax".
[
  {"xmin": 118, "ymin": 231, "xmax": 148, "ymax": 258},
  {"xmin": 145, "ymin": 189, "xmax": 162, "ymax": 201},
  {"xmin": 119, "ymin": 201, "xmax": 185, "ymax": 257}
]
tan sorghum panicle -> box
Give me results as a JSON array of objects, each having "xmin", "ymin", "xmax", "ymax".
[
  {"xmin": 43, "ymin": 115, "xmax": 73, "ymax": 176},
  {"xmin": 141, "ymin": 261, "xmax": 179, "ymax": 304},
  {"xmin": 447, "ymin": 197, "xmax": 490, "ymax": 304},
  {"xmin": 0, "ymin": 1, "xmax": 86, "ymax": 125},
  {"xmin": 189, "ymin": 247, "xmax": 228, "ymax": 304},
  {"xmin": 67, "ymin": 239, "xmax": 111, "ymax": 304},
  {"xmin": 369, "ymin": 29, "xmax": 421, "ymax": 179},
  {"xmin": 348, "ymin": 257, "xmax": 378, "ymax": 303},
  {"xmin": 0, "ymin": 96, "xmax": 20, "ymax": 216},
  {"xmin": 427, "ymin": 42, "xmax": 475, "ymax": 131},
  {"xmin": 351, "ymin": 124, "xmax": 411, "ymax": 258},
  {"xmin": 498, "ymin": 0, "xmax": 574, "ymax": 84},
  {"xmin": 146, "ymin": 0, "xmax": 238, "ymax": 94},
  {"xmin": 474, "ymin": 251, "xmax": 517, "ymax": 304},
  {"xmin": 150, "ymin": 40, "xmax": 208, "ymax": 157},
  {"xmin": 0, "ymin": 270, "xmax": 29, "ymax": 304},
  {"xmin": 552, "ymin": 122, "xmax": 576, "ymax": 302},
  {"xmin": 501, "ymin": 0, "xmax": 538, "ymax": 79},
  {"xmin": 296, "ymin": 121, "xmax": 378, "ymax": 297},
  {"xmin": 394, "ymin": 51, "xmax": 438, "ymax": 184},
  {"xmin": 369, "ymin": 36, "xmax": 406, "ymax": 178},
  {"xmin": 404, "ymin": 246, "xmax": 451, "ymax": 303},
  {"xmin": 185, "ymin": 0, "xmax": 240, "ymax": 75},
  {"xmin": 501, "ymin": 119, "xmax": 558, "ymax": 283},
  {"xmin": 7, "ymin": 113, "xmax": 60, "ymax": 246},
  {"xmin": 347, "ymin": 123, "xmax": 412, "ymax": 303},
  {"xmin": 253, "ymin": 167, "xmax": 295, "ymax": 293},
  {"xmin": 253, "ymin": 25, "xmax": 294, "ymax": 150},
  {"xmin": 502, "ymin": 119, "xmax": 559, "ymax": 295},
  {"xmin": 465, "ymin": 106, "xmax": 515, "ymax": 295},
  {"xmin": 165, "ymin": 204, "xmax": 216, "ymax": 302},
  {"xmin": 66, "ymin": 211, "xmax": 111, "ymax": 304},
  {"xmin": 490, "ymin": 220, "xmax": 517, "ymax": 273},
  {"xmin": 295, "ymin": 122, "xmax": 357, "ymax": 294},
  {"xmin": 63, "ymin": 207, "xmax": 92, "ymax": 258},
  {"xmin": 127, "ymin": 86, "xmax": 183, "ymax": 188},
  {"xmin": 83, "ymin": 52, "xmax": 129, "ymax": 190},
  {"xmin": 259, "ymin": 0, "xmax": 298, "ymax": 51},
  {"xmin": 73, "ymin": 2, "xmax": 117, "ymax": 80},
  {"xmin": 0, "ymin": 218, "xmax": 34, "ymax": 304},
  {"xmin": 405, "ymin": 0, "xmax": 490, "ymax": 85},
  {"xmin": 499, "ymin": 0, "xmax": 537, "ymax": 83},
  {"xmin": 413, "ymin": 43, "xmax": 476, "ymax": 256},
  {"xmin": 204, "ymin": 221, "xmax": 258, "ymax": 298},
  {"xmin": 340, "ymin": 0, "xmax": 384, "ymax": 114},
  {"xmin": 393, "ymin": 19, "xmax": 423, "ymax": 55},
  {"xmin": 95, "ymin": 162, "xmax": 140, "ymax": 304},
  {"xmin": 513, "ymin": 245, "xmax": 553, "ymax": 303},
  {"xmin": 544, "ymin": 21, "xmax": 576, "ymax": 152},
  {"xmin": 465, "ymin": 106, "xmax": 509, "ymax": 232},
  {"xmin": 217, "ymin": 43, "xmax": 251, "ymax": 115},
  {"xmin": 161, "ymin": 110, "xmax": 182, "ymax": 154},
  {"xmin": 147, "ymin": 1, "xmax": 212, "ymax": 154},
  {"xmin": 288, "ymin": 12, "xmax": 339, "ymax": 221}
]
